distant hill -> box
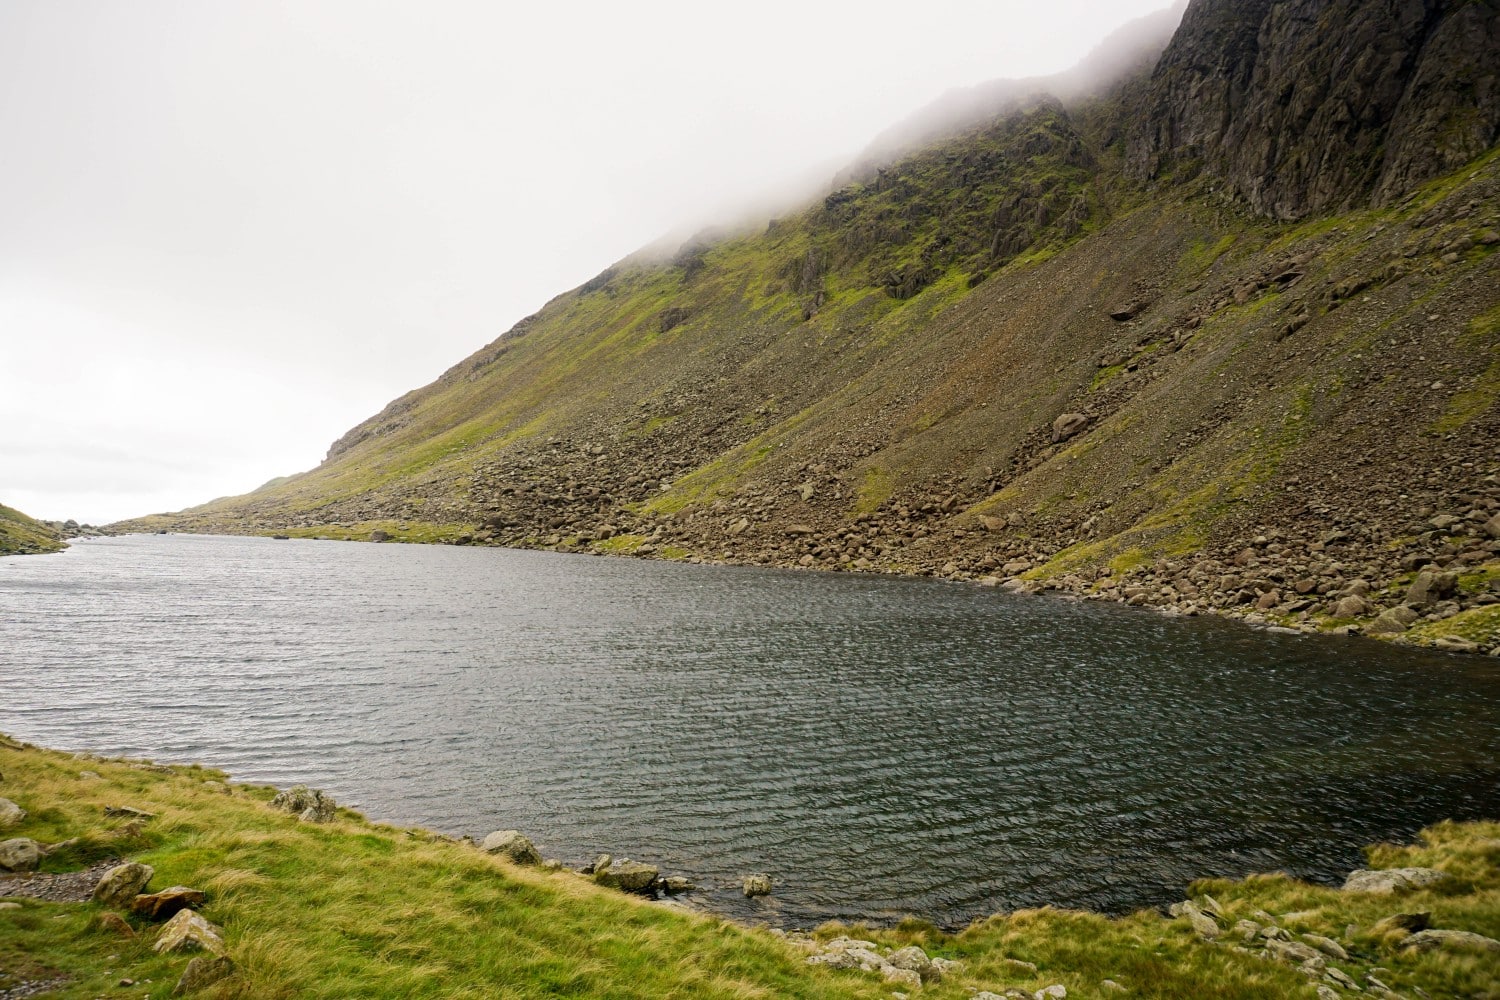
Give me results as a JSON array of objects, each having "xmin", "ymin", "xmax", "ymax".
[
  {"xmin": 0, "ymin": 503, "xmax": 65, "ymax": 556},
  {"xmin": 118, "ymin": 0, "xmax": 1500, "ymax": 652}
]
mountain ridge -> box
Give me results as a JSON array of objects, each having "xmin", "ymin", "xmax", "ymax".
[{"xmin": 116, "ymin": 0, "xmax": 1500, "ymax": 654}]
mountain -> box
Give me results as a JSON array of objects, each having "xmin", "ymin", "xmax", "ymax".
[
  {"xmin": 0, "ymin": 503, "xmax": 65, "ymax": 556},
  {"xmin": 119, "ymin": 0, "xmax": 1500, "ymax": 653}
]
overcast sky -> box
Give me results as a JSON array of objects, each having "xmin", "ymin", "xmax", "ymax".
[{"xmin": 1, "ymin": 0, "xmax": 1175, "ymax": 525}]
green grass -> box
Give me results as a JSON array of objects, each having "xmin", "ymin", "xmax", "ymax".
[
  {"xmin": 0, "ymin": 502, "xmax": 65, "ymax": 556},
  {"xmin": 2, "ymin": 738, "xmax": 1497, "ymax": 999}
]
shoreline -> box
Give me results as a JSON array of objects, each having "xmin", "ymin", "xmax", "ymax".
[{"xmin": 3, "ymin": 734, "xmax": 1498, "ymax": 998}]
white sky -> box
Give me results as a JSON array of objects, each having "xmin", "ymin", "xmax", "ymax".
[{"xmin": 1, "ymin": 0, "xmax": 1174, "ymax": 525}]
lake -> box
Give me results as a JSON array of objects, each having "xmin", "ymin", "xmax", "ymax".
[{"xmin": 1, "ymin": 533, "xmax": 1497, "ymax": 927}]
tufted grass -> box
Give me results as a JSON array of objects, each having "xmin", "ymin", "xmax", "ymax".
[{"xmin": 2, "ymin": 736, "xmax": 1497, "ymax": 999}]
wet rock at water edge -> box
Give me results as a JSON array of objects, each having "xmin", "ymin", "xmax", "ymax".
[
  {"xmin": 92, "ymin": 862, "xmax": 154, "ymax": 909},
  {"xmin": 742, "ymin": 873, "xmax": 772, "ymax": 897},
  {"xmin": 593, "ymin": 858, "xmax": 659, "ymax": 893},
  {"xmin": 480, "ymin": 830, "xmax": 542, "ymax": 866},
  {"xmin": 269, "ymin": 785, "xmax": 337, "ymax": 823},
  {"xmin": 0, "ymin": 838, "xmax": 45, "ymax": 873}
]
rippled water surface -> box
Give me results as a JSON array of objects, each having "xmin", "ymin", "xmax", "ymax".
[{"xmin": 3, "ymin": 534, "xmax": 1498, "ymax": 925}]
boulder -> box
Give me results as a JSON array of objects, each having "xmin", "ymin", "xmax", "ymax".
[
  {"xmin": 882, "ymin": 966, "xmax": 922, "ymax": 989},
  {"xmin": 661, "ymin": 876, "xmax": 697, "ymax": 894},
  {"xmin": 1484, "ymin": 512, "xmax": 1500, "ymax": 539},
  {"xmin": 1051, "ymin": 413, "xmax": 1090, "ymax": 443},
  {"xmin": 480, "ymin": 830, "xmax": 541, "ymax": 866},
  {"xmin": 153, "ymin": 908, "xmax": 228, "ymax": 956},
  {"xmin": 1406, "ymin": 570, "xmax": 1458, "ymax": 607},
  {"xmin": 1302, "ymin": 934, "xmax": 1348, "ymax": 961},
  {"xmin": 104, "ymin": 806, "xmax": 156, "ymax": 820},
  {"xmin": 886, "ymin": 945, "xmax": 932, "ymax": 975},
  {"xmin": 594, "ymin": 859, "xmax": 659, "ymax": 893},
  {"xmin": 1342, "ymin": 867, "xmax": 1447, "ymax": 893},
  {"xmin": 173, "ymin": 955, "xmax": 234, "ymax": 995},
  {"xmin": 269, "ymin": 785, "xmax": 336, "ymax": 823},
  {"xmin": 132, "ymin": 886, "xmax": 206, "ymax": 921},
  {"xmin": 1266, "ymin": 938, "xmax": 1324, "ymax": 969},
  {"xmin": 1178, "ymin": 900, "xmax": 1220, "ymax": 939},
  {"xmin": 369, "ymin": 530, "xmax": 390, "ymax": 542},
  {"xmin": 1332, "ymin": 595, "xmax": 1369, "ymax": 618},
  {"xmin": 742, "ymin": 873, "xmax": 772, "ymax": 897},
  {"xmin": 1365, "ymin": 606, "xmax": 1419, "ymax": 635},
  {"xmin": 0, "ymin": 798, "xmax": 24, "ymax": 830},
  {"xmin": 0, "ymin": 838, "xmax": 45, "ymax": 873},
  {"xmin": 92, "ymin": 862, "xmax": 155, "ymax": 909},
  {"xmin": 1402, "ymin": 928, "xmax": 1500, "ymax": 954}
]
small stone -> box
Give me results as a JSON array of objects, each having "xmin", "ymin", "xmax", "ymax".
[
  {"xmin": 96, "ymin": 911, "xmax": 136, "ymax": 937},
  {"xmin": 1036, "ymin": 986, "xmax": 1067, "ymax": 1000},
  {"xmin": 1371, "ymin": 912, "xmax": 1430, "ymax": 935},
  {"xmin": 0, "ymin": 838, "xmax": 44, "ymax": 873},
  {"xmin": 93, "ymin": 862, "xmax": 154, "ymax": 909},
  {"xmin": 1001, "ymin": 958, "xmax": 1040, "ymax": 974},
  {"xmin": 104, "ymin": 806, "xmax": 156, "ymax": 821},
  {"xmin": 1235, "ymin": 919, "xmax": 1262, "ymax": 942},
  {"xmin": 78, "ymin": 770, "xmax": 101, "ymax": 780},
  {"xmin": 1051, "ymin": 413, "xmax": 1090, "ymax": 443},
  {"xmin": 0, "ymin": 901, "xmax": 20, "ymax": 911},
  {"xmin": 742, "ymin": 873, "xmax": 773, "ymax": 897},
  {"xmin": 173, "ymin": 955, "xmax": 234, "ymax": 995},
  {"xmin": 0, "ymin": 798, "xmax": 25, "ymax": 829},
  {"xmin": 1317, "ymin": 986, "xmax": 1338, "ymax": 1000},
  {"xmin": 882, "ymin": 966, "xmax": 921, "ymax": 989},
  {"xmin": 1180, "ymin": 900, "xmax": 1220, "ymax": 939},
  {"xmin": 1101, "ymin": 981, "xmax": 1127, "ymax": 992},
  {"xmin": 153, "ymin": 908, "xmax": 227, "ymax": 956},
  {"xmin": 661, "ymin": 876, "xmax": 696, "ymax": 893},
  {"xmin": 479, "ymin": 830, "xmax": 541, "ymax": 866},
  {"xmin": 1327, "ymin": 967, "xmax": 1360, "ymax": 989},
  {"xmin": 886, "ymin": 946, "xmax": 931, "ymax": 974}
]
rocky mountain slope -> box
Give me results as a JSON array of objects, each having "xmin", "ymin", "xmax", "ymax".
[
  {"xmin": 119, "ymin": 0, "xmax": 1500, "ymax": 653},
  {"xmin": 0, "ymin": 503, "xmax": 64, "ymax": 556}
]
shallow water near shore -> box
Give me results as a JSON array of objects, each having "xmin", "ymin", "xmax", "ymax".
[{"xmin": 2, "ymin": 533, "xmax": 1498, "ymax": 927}]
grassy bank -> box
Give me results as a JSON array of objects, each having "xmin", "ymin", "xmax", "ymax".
[
  {"xmin": 1, "ymin": 735, "xmax": 1497, "ymax": 998},
  {"xmin": 0, "ymin": 504, "xmax": 64, "ymax": 556}
]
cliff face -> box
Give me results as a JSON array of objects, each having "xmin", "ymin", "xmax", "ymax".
[
  {"xmin": 116, "ymin": 0, "xmax": 1500, "ymax": 652},
  {"xmin": 1130, "ymin": 0, "xmax": 1500, "ymax": 219}
]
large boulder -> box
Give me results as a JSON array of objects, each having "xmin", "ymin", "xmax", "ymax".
[
  {"xmin": 0, "ymin": 838, "xmax": 44, "ymax": 873},
  {"xmin": 1405, "ymin": 570, "xmax": 1458, "ymax": 607},
  {"xmin": 480, "ymin": 830, "xmax": 541, "ymax": 866},
  {"xmin": 154, "ymin": 908, "xmax": 228, "ymax": 956},
  {"xmin": 269, "ymin": 785, "xmax": 336, "ymax": 823},
  {"xmin": 1051, "ymin": 413, "xmax": 1090, "ymax": 443},
  {"xmin": 0, "ymin": 798, "xmax": 25, "ymax": 830},
  {"xmin": 92, "ymin": 862, "xmax": 155, "ymax": 909},
  {"xmin": 1342, "ymin": 867, "xmax": 1448, "ymax": 893},
  {"xmin": 593, "ymin": 859, "xmax": 659, "ymax": 893}
]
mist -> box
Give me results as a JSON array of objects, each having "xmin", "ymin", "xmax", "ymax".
[{"xmin": 0, "ymin": 0, "xmax": 1182, "ymax": 524}]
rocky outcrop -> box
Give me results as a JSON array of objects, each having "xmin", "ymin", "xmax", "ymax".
[
  {"xmin": 270, "ymin": 785, "xmax": 337, "ymax": 823},
  {"xmin": 1130, "ymin": 0, "xmax": 1500, "ymax": 219}
]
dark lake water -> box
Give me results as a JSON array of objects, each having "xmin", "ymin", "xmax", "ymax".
[{"xmin": 2, "ymin": 533, "xmax": 1498, "ymax": 926}]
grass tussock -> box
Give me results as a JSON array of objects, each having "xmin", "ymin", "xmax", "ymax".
[{"xmin": 2, "ymin": 737, "xmax": 1497, "ymax": 999}]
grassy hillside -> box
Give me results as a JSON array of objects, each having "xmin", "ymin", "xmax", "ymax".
[
  {"xmin": 4, "ymin": 735, "xmax": 1498, "ymax": 999},
  {"xmin": 0, "ymin": 503, "xmax": 64, "ymax": 556},
  {"xmin": 117, "ymin": 105, "xmax": 1500, "ymax": 653}
]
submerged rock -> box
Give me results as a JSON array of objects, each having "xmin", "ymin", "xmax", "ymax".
[
  {"xmin": 593, "ymin": 859, "xmax": 659, "ymax": 893},
  {"xmin": 742, "ymin": 873, "xmax": 772, "ymax": 897}
]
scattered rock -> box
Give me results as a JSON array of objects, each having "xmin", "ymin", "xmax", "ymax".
[
  {"xmin": 132, "ymin": 886, "xmax": 207, "ymax": 921},
  {"xmin": 1316, "ymin": 986, "xmax": 1339, "ymax": 1000},
  {"xmin": 0, "ymin": 900, "xmax": 19, "ymax": 910},
  {"xmin": 173, "ymin": 955, "xmax": 234, "ymax": 995},
  {"xmin": 269, "ymin": 785, "xmax": 336, "ymax": 823},
  {"xmin": 0, "ymin": 838, "xmax": 45, "ymax": 873},
  {"xmin": 1302, "ymin": 934, "xmax": 1348, "ymax": 961},
  {"xmin": 91, "ymin": 862, "xmax": 154, "ymax": 909},
  {"xmin": 743, "ymin": 873, "xmax": 772, "ymax": 897},
  {"xmin": 883, "ymin": 966, "xmax": 922, "ymax": 989},
  {"xmin": 1051, "ymin": 413, "xmax": 1090, "ymax": 444},
  {"xmin": 0, "ymin": 798, "xmax": 25, "ymax": 829},
  {"xmin": 104, "ymin": 806, "xmax": 156, "ymax": 821},
  {"xmin": 661, "ymin": 875, "xmax": 697, "ymax": 894},
  {"xmin": 480, "ymin": 830, "xmax": 542, "ymax": 866},
  {"xmin": 1405, "ymin": 570, "xmax": 1458, "ymax": 607},
  {"xmin": 1178, "ymin": 900, "xmax": 1220, "ymax": 939},
  {"xmin": 1365, "ymin": 606, "xmax": 1419, "ymax": 635},
  {"xmin": 1101, "ymin": 981, "xmax": 1127, "ymax": 993},
  {"xmin": 1036, "ymin": 986, "xmax": 1067, "ymax": 999},
  {"xmin": 153, "ymin": 908, "xmax": 228, "ymax": 956},
  {"xmin": 1342, "ymin": 867, "xmax": 1448, "ymax": 893},
  {"xmin": 96, "ymin": 911, "xmax": 136, "ymax": 937},
  {"xmin": 1401, "ymin": 928, "xmax": 1500, "ymax": 954},
  {"xmin": 886, "ymin": 945, "xmax": 932, "ymax": 976}
]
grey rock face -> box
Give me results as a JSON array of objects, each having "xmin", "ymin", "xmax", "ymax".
[{"xmin": 1129, "ymin": 0, "xmax": 1500, "ymax": 219}]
